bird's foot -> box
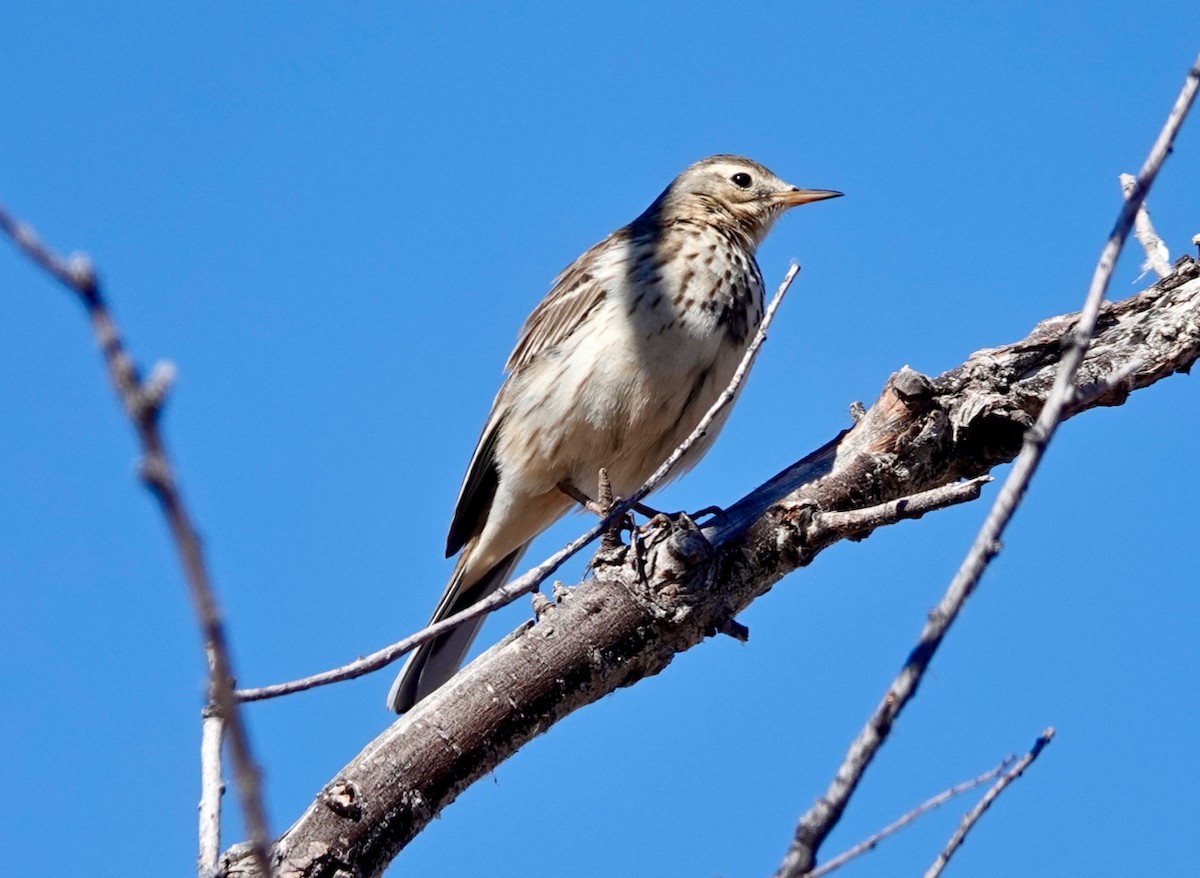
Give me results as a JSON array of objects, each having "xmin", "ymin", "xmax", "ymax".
[
  {"xmin": 688, "ymin": 505, "xmax": 727, "ymax": 527},
  {"xmin": 630, "ymin": 500, "xmax": 663, "ymax": 517},
  {"xmin": 633, "ymin": 504, "xmax": 727, "ymax": 532}
]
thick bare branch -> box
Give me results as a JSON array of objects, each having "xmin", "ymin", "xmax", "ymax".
[{"xmin": 221, "ymin": 257, "xmax": 1200, "ymax": 878}]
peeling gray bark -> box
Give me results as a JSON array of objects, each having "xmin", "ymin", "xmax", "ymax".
[{"xmin": 222, "ymin": 257, "xmax": 1200, "ymax": 878}]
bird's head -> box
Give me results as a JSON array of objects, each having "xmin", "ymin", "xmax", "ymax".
[{"xmin": 649, "ymin": 154, "xmax": 842, "ymax": 249}]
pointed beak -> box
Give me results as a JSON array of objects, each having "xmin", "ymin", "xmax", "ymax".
[{"xmin": 774, "ymin": 187, "xmax": 844, "ymax": 207}]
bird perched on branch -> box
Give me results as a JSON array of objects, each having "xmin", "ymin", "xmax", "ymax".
[{"xmin": 387, "ymin": 155, "xmax": 840, "ymax": 713}]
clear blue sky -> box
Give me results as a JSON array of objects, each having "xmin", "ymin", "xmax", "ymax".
[{"xmin": 2, "ymin": 4, "xmax": 1197, "ymax": 876}]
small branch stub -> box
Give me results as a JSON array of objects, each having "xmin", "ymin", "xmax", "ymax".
[{"xmin": 1120, "ymin": 172, "xmax": 1171, "ymax": 279}]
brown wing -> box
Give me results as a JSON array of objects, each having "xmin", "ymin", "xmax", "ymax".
[
  {"xmin": 445, "ymin": 229, "xmax": 626, "ymax": 556},
  {"xmin": 445, "ymin": 408, "xmax": 503, "ymax": 557},
  {"xmin": 504, "ymin": 228, "xmax": 625, "ymax": 373}
]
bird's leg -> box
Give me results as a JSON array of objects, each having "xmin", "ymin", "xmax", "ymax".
[
  {"xmin": 557, "ymin": 472, "xmax": 632, "ymax": 550},
  {"xmin": 556, "ymin": 476, "xmax": 703, "ymax": 524},
  {"xmin": 630, "ymin": 523, "xmax": 648, "ymax": 582},
  {"xmin": 556, "ymin": 479, "xmax": 606, "ymax": 516}
]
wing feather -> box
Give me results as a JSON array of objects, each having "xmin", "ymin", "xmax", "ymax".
[
  {"xmin": 504, "ymin": 229, "xmax": 626, "ymax": 373},
  {"xmin": 445, "ymin": 408, "xmax": 503, "ymax": 557},
  {"xmin": 446, "ymin": 229, "xmax": 627, "ymax": 555}
]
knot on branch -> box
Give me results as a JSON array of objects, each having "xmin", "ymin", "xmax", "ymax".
[
  {"xmin": 135, "ymin": 359, "xmax": 177, "ymax": 420},
  {"xmin": 772, "ymin": 498, "xmax": 819, "ymax": 569},
  {"xmin": 320, "ymin": 779, "xmax": 363, "ymax": 820},
  {"xmin": 66, "ymin": 252, "xmax": 100, "ymax": 304},
  {"xmin": 850, "ymin": 368, "xmax": 940, "ymax": 461},
  {"xmin": 634, "ymin": 514, "xmax": 715, "ymax": 618},
  {"xmin": 949, "ymin": 391, "xmax": 1035, "ymax": 458},
  {"xmin": 891, "ymin": 366, "xmax": 935, "ymax": 405}
]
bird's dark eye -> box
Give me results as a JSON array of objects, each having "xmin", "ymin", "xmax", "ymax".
[{"xmin": 731, "ymin": 172, "xmax": 753, "ymax": 189}]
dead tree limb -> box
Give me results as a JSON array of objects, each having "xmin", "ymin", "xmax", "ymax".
[
  {"xmin": 221, "ymin": 258, "xmax": 1200, "ymax": 878},
  {"xmin": 776, "ymin": 55, "xmax": 1198, "ymax": 870}
]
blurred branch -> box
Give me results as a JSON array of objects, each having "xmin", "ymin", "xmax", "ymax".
[
  {"xmin": 808, "ymin": 756, "xmax": 1014, "ymax": 878},
  {"xmin": 773, "ymin": 53, "xmax": 1199, "ymax": 878},
  {"xmin": 199, "ymin": 703, "xmax": 225, "ymax": 878},
  {"xmin": 0, "ymin": 207, "xmax": 276, "ymax": 877},
  {"xmin": 222, "ymin": 249, "xmax": 1200, "ymax": 876},
  {"xmin": 924, "ymin": 729, "xmax": 1055, "ymax": 878}
]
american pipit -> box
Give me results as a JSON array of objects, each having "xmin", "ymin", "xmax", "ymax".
[{"xmin": 387, "ymin": 155, "xmax": 840, "ymax": 713}]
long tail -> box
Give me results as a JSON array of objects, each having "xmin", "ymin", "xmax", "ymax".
[{"xmin": 386, "ymin": 544, "xmax": 528, "ymax": 714}]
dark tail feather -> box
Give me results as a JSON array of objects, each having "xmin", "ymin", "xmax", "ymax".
[{"xmin": 386, "ymin": 546, "xmax": 528, "ymax": 714}]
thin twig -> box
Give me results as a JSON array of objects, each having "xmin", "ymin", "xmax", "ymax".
[
  {"xmin": 809, "ymin": 477, "xmax": 991, "ymax": 540},
  {"xmin": 0, "ymin": 207, "xmax": 276, "ymax": 876},
  {"xmin": 1119, "ymin": 173, "xmax": 1171, "ymax": 279},
  {"xmin": 199, "ymin": 703, "xmax": 225, "ymax": 878},
  {"xmin": 236, "ymin": 263, "xmax": 802, "ymax": 703},
  {"xmin": 773, "ymin": 54, "xmax": 1200, "ymax": 878},
  {"xmin": 238, "ymin": 472, "xmax": 986, "ymax": 702},
  {"xmin": 924, "ymin": 729, "xmax": 1055, "ymax": 878},
  {"xmin": 809, "ymin": 757, "xmax": 1014, "ymax": 878}
]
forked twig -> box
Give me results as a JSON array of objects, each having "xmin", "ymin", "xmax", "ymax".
[
  {"xmin": 809, "ymin": 757, "xmax": 1014, "ymax": 878},
  {"xmin": 773, "ymin": 52, "xmax": 1200, "ymax": 878},
  {"xmin": 924, "ymin": 729, "xmax": 1055, "ymax": 878}
]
